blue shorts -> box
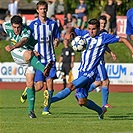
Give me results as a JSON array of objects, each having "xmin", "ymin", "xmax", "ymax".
[
  {"xmin": 95, "ymin": 61, "xmax": 108, "ymax": 81},
  {"xmin": 34, "ymin": 64, "xmax": 57, "ymax": 82},
  {"xmin": 72, "ymin": 71, "xmax": 96, "ymax": 99}
]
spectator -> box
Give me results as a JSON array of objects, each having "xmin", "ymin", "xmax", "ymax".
[
  {"xmin": 51, "ymin": 14, "xmax": 62, "ymax": 31},
  {"xmin": 102, "ymin": 0, "xmax": 117, "ymax": 34},
  {"xmin": 47, "ymin": 0, "xmax": 56, "ymax": 18},
  {"xmin": 74, "ymin": 0, "xmax": 88, "ymax": 20},
  {"xmin": 17, "ymin": 10, "xmax": 27, "ymax": 26},
  {"xmin": 4, "ymin": 10, "xmax": 12, "ymax": 22},
  {"xmin": 8, "ymin": 0, "xmax": 20, "ymax": 16},
  {"xmin": 64, "ymin": 13, "xmax": 72, "ymax": 28},
  {"xmin": 60, "ymin": 24, "xmax": 68, "ymax": 42},
  {"xmin": 58, "ymin": 39, "xmax": 75, "ymax": 89},
  {"xmin": 71, "ymin": 15, "xmax": 81, "ymax": 28},
  {"xmin": 80, "ymin": 15, "xmax": 88, "ymax": 30}
]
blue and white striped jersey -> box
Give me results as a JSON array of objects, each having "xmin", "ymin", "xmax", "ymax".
[
  {"xmin": 74, "ymin": 28, "xmax": 120, "ymax": 75},
  {"xmin": 29, "ymin": 18, "xmax": 60, "ymax": 64}
]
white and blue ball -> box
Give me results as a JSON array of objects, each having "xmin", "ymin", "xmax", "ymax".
[{"xmin": 71, "ymin": 36, "xmax": 87, "ymax": 52}]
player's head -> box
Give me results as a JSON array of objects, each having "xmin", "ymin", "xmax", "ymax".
[
  {"xmin": 36, "ymin": 1, "xmax": 48, "ymax": 17},
  {"xmin": 88, "ymin": 18, "xmax": 100, "ymax": 37},
  {"xmin": 98, "ymin": 15, "xmax": 107, "ymax": 30},
  {"xmin": 11, "ymin": 15, "xmax": 23, "ymax": 35}
]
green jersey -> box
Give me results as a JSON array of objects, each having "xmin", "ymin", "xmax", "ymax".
[{"xmin": 2, "ymin": 22, "xmax": 37, "ymax": 50}]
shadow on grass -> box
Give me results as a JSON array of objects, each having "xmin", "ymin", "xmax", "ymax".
[{"xmin": 108, "ymin": 114, "xmax": 133, "ymax": 120}]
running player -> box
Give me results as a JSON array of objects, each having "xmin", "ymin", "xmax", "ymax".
[{"xmin": 88, "ymin": 15, "xmax": 116, "ymax": 108}]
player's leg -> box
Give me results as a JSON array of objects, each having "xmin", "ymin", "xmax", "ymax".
[
  {"xmin": 42, "ymin": 65, "xmax": 57, "ymax": 115},
  {"xmin": 51, "ymin": 75, "xmax": 89, "ymax": 104},
  {"xmin": 25, "ymin": 67, "xmax": 36, "ymax": 118},
  {"xmin": 97, "ymin": 63, "xmax": 111, "ymax": 108},
  {"xmin": 76, "ymin": 83, "xmax": 107, "ymax": 120},
  {"xmin": 23, "ymin": 50, "xmax": 54, "ymax": 76},
  {"xmin": 88, "ymin": 80, "xmax": 101, "ymax": 92}
]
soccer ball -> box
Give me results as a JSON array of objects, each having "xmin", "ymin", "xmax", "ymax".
[{"xmin": 71, "ymin": 36, "xmax": 87, "ymax": 52}]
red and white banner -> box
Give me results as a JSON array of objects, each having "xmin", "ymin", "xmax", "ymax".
[{"xmin": 116, "ymin": 16, "xmax": 127, "ymax": 38}]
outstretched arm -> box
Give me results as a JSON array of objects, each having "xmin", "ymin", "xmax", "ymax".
[
  {"xmin": 119, "ymin": 37, "xmax": 133, "ymax": 58},
  {"xmin": 64, "ymin": 27, "xmax": 76, "ymax": 41}
]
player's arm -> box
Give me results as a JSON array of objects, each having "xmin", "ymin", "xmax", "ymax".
[
  {"xmin": 58, "ymin": 56, "xmax": 63, "ymax": 70},
  {"xmin": 106, "ymin": 46, "xmax": 116, "ymax": 61},
  {"xmin": 64, "ymin": 27, "xmax": 76, "ymax": 41},
  {"xmin": 71, "ymin": 55, "xmax": 75, "ymax": 68},
  {"xmin": 5, "ymin": 37, "xmax": 28, "ymax": 52},
  {"xmin": 119, "ymin": 37, "xmax": 133, "ymax": 58},
  {"xmin": 54, "ymin": 38, "xmax": 60, "ymax": 49}
]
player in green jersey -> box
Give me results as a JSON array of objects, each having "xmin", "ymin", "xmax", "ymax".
[{"xmin": 2, "ymin": 15, "xmax": 53, "ymax": 118}]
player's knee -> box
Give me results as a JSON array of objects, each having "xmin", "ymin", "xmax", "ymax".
[
  {"xmin": 78, "ymin": 99, "xmax": 86, "ymax": 106},
  {"xmin": 23, "ymin": 50, "xmax": 33, "ymax": 62},
  {"xmin": 67, "ymin": 83, "xmax": 76, "ymax": 91},
  {"xmin": 35, "ymin": 82, "xmax": 44, "ymax": 92}
]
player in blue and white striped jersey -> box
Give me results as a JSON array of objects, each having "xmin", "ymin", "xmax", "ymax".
[
  {"xmin": 88, "ymin": 15, "xmax": 117, "ymax": 108},
  {"xmin": 20, "ymin": 1, "xmax": 60, "ymax": 115},
  {"xmin": 50, "ymin": 18, "xmax": 133, "ymax": 119}
]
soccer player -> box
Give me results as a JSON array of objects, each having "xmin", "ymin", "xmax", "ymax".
[
  {"xmin": 20, "ymin": 1, "xmax": 60, "ymax": 115},
  {"xmin": 2, "ymin": 15, "xmax": 53, "ymax": 118},
  {"xmin": 126, "ymin": 8, "xmax": 133, "ymax": 42},
  {"xmin": 49, "ymin": 18, "xmax": 133, "ymax": 120},
  {"xmin": 58, "ymin": 39, "xmax": 75, "ymax": 89},
  {"xmin": 88, "ymin": 15, "xmax": 117, "ymax": 108}
]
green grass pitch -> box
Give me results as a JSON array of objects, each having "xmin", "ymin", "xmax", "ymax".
[{"xmin": 0, "ymin": 89, "xmax": 133, "ymax": 133}]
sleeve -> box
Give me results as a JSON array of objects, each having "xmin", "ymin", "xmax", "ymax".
[
  {"xmin": 54, "ymin": 22, "xmax": 60, "ymax": 39},
  {"xmin": 103, "ymin": 34, "xmax": 120, "ymax": 45}
]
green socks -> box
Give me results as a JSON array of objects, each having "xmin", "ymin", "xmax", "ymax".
[
  {"xmin": 30, "ymin": 56, "xmax": 45, "ymax": 73},
  {"xmin": 27, "ymin": 88, "xmax": 35, "ymax": 114}
]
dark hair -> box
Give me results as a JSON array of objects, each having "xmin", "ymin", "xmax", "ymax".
[
  {"xmin": 11, "ymin": 15, "xmax": 22, "ymax": 25},
  {"xmin": 88, "ymin": 18, "xmax": 100, "ymax": 28},
  {"xmin": 98, "ymin": 15, "xmax": 107, "ymax": 23},
  {"xmin": 36, "ymin": 1, "xmax": 48, "ymax": 9}
]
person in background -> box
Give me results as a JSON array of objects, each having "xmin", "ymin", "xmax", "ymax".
[
  {"xmin": 126, "ymin": 8, "xmax": 133, "ymax": 42},
  {"xmin": 4, "ymin": 10, "xmax": 12, "ymax": 22},
  {"xmin": 8, "ymin": 0, "xmax": 20, "ymax": 16},
  {"xmin": 20, "ymin": 1, "xmax": 60, "ymax": 115},
  {"xmin": 102, "ymin": 0, "xmax": 117, "ymax": 34},
  {"xmin": 64, "ymin": 13, "xmax": 72, "ymax": 28},
  {"xmin": 80, "ymin": 15, "xmax": 88, "ymax": 30},
  {"xmin": 60, "ymin": 24, "xmax": 68, "ymax": 42},
  {"xmin": 47, "ymin": 0, "xmax": 56, "ymax": 18},
  {"xmin": 2, "ymin": 15, "xmax": 53, "ymax": 118},
  {"xmin": 51, "ymin": 14, "xmax": 62, "ymax": 32},
  {"xmin": 17, "ymin": 10, "xmax": 27, "ymax": 26},
  {"xmin": 71, "ymin": 15, "xmax": 81, "ymax": 28},
  {"xmin": 58, "ymin": 39, "xmax": 75, "ymax": 90},
  {"xmin": 74, "ymin": 0, "xmax": 88, "ymax": 20}
]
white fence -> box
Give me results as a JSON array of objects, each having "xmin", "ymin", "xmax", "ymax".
[{"xmin": 0, "ymin": 62, "xmax": 133, "ymax": 85}]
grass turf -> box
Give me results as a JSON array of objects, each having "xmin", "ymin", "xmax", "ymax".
[{"xmin": 0, "ymin": 89, "xmax": 133, "ymax": 133}]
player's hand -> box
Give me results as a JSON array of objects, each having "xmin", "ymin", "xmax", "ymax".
[
  {"xmin": 5, "ymin": 45, "xmax": 15, "ymax": 52},
  {"xmin": 33, "ymin": 50, "xmax": 40, "ymax": 57},
  {"xmin": 54, "ymin": 39, "xmax": 59, "ymax": 49},
  {"xmin": 110, "ymin": 52, "xmax": 117, "ymax": 61}
]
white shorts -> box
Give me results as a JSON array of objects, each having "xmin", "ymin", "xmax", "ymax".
[{"xmin": 11, "ymin": 47, "xmax": 35, "ymax": 74}]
